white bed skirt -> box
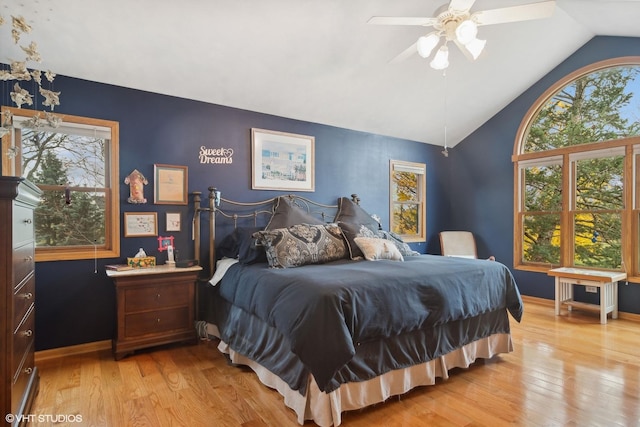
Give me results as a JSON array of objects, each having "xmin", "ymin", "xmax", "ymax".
[{"xmin": 206, "ymin": 324, "xmax": 512, "ymax": 427}]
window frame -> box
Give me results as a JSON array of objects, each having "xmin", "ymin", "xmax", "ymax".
[
  {"xmin": 389, "ymin": 159, "xmax": 426, "ymax": 243},
  {"xmin": 2, "ymin": 106, "xmax": 120, "ymax": 262},
  {"xmin": 513, "ymin": 57, "xmax": 640, "ymax": 278}
]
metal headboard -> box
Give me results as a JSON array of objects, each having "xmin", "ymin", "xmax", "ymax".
[{"xmin": 191, "ymin": 186, "xmax": 359, "ymax": 282}]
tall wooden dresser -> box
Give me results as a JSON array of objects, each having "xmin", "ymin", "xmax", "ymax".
[{"xmin": 1, "ymin": 177, "xmax": 41, "ymax": 426}]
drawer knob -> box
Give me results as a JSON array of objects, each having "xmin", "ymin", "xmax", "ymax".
[
  {"xmin": 156, "ymin": 318, "xmax": 161, "ymax": 323},
  {"xmin": 24, "ymin": 256, "xmax": 33, "ymax": 262},
  {"xmin": 24, "ymin": 367, "xmax": 33, "ymax": 375},
  {"xmin": 23, "ymin": 292, "xmax": 33, "ymax": 300},
  {"xmin": 156, "ymin": 293, "xmax": 161, "ymax": 299},
  {"xmin": 24, "ymin": 218, "xmax": 32, "ymax": 224},
  {"xmin": 23, "ymin": 329, "xmax": 33, "ymax": 337}
]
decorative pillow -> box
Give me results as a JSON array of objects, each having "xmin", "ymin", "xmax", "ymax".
[
  {"xmin": 333, "ymin": 197, "xmax": 380, "ymax": 231},
  {"xmin": 354, "ymin": 237, "xmax": 404, "ymax": 261},
  {"xmin": 266, "ymin": 196, "xmax": 324, "ymax": 230},
  {"xmin": 337, "ymin": 221, "xmax": 378, "ymax": 260},
  {"xmin": 216, "ymin": 227, "xmax": 267, "ymax": 264},
  {"xmin": 255, "ymin": 223, "xmax": 348, "ymax": 268},
  {"xmin": 378, "ymin": 230, "xmax": 420, "ymax": 257}
]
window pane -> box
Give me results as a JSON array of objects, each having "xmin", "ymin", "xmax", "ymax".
[
  {"xmin": 574, "ymin": 212, "xmax": 622, "ymax": 269},
  {"xmin": 524, "ymin": 164, "xmax": 562, "ymax": 211},
  {"xmin": 523, "ymin": 66, "xmax": 640, "ymax": 153},
  {"xmin": 21, "ymin": 128, "xmax": 107, "ymax": 188},
  {"xmin": 523, "ymin": 214, "xmax": 561, "ymax": 264},
  {"xmin": 392, "ymin": 203, "xmax": 420, "ymax": 235},
  {"xmin": 575, "ymin": 156, "xmax": 623, "ymax": 210},
  {"xmin": 392, "ymin": 171, "xmax": 418, "ymax": 202},
  {"xmin": 35, "ymin": 190, "xmax": 106, "ymax": 247}
]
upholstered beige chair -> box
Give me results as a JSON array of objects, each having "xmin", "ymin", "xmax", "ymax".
[
  {"xmin": 439, "ymin": 231, "xmax": 495, "ymax": 260},
  {"xmin": 439, "ymin": 231, "xmax": 477, "ymax": 258}
]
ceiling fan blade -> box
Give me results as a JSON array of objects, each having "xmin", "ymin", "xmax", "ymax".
[
  {"xmin": 449, "ymin": 0, "xmax": 476, "ymax": 12},
  {"xmin": 473, "ymin": 0, "xmax": 556, "ymax": 26},
  {"xmin": 367, "ymin": 16, "xmax": 438, "ymax": 26},
  {"xmin": 390, "ymin": 42, "xmax": 418, "ymax": 64}
]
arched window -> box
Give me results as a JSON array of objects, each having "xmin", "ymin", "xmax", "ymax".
[{"xmin": 513, "ymin": 57, "xmax": 640, "ymax": 278}]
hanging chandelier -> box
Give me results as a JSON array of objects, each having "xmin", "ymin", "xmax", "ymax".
[{"xmin": 0, "ymin": 14, "xmax": 62, "ymax": 137}]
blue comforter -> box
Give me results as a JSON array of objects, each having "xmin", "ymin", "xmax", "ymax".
[{"xmin": 217, "ymin": 255, "xmax": 523, "ymax": 392}]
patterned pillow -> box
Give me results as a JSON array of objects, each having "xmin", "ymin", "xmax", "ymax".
[
  {"xmin": 354, "ymin": 237, "xmax": 404, "ymax": 261},
  {"xmin": 255, "ymin": 223, "xmax": 348, "ymax": 268}
]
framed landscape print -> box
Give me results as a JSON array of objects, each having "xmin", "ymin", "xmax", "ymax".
[{"xmin": 251, "ymin": 128, "xmax": 315, "ymax": 192}]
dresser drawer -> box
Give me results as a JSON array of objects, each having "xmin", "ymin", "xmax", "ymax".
[
  {"xmin": 11, "ymin": 343, "xmax": 35, "ymax": 418},
  {"xmin": 13, "ymin": 274, "xmax": 35, "ymax": 328},
  {"xmin": 13, "ymin": 204, "xmax": 35, "ymax": 247},
  {"xmin": 124, "ymin": 306, "xmax": 190, "ymax": 338},
  {"xmin": 13, "ymin": 242, "xmax": 35, "ymax": 288},
  {"xmin": 12, "ymin": 307, "xmax": 35, "ymax": 381},
  {"xmin": 124, "ymin": 282, "xmax": 192, "ymax": 312}
]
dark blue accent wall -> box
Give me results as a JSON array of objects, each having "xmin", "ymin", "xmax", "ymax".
[
  {"xmin": 18, "ymin": 35, "xmax": 640, "ymax": 351},
  {"xmin": 24, "ymin": 73, "xmax": 449, "ymax": 350},
  {"xmin": 449, "ymin": 36, "xmax": 640, "ymax": 314}
]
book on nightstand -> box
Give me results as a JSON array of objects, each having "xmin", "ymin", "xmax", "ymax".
[{"xmin": 105, "ymin": 264, "xmax": 134, "ymax": 271}]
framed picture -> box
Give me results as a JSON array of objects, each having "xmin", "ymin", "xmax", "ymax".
[
  {"xmin": 154, "ymin": 164, "xmax": 188, "ymax": 205},
  {"xmin": 166, "ymin": 212, "xmax": 181, "ymax": 232},
  {"xmin": 124, "ymin": 212, "xmax": 158, "ymax": 237},
  {"xmin": 157, "ymin": 235, "xmax": 175, "ymax": 252},
  {"xmin": 251, "ymin": 128, "xmax": 315, "ymax": 192}
]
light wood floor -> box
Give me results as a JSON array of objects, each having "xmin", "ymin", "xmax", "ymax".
[{"xmin": 31, "ymin": 297, "xmax": 640, "ymax": 426}]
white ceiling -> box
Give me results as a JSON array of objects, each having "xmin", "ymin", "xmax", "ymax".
[{"xmin": 2, "ymin": 0, "xmax": 640, "ymax": 147}]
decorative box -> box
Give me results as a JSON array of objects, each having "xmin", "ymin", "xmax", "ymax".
[{"xmin": 126, "ymin": 256, "xmax": 156, "ymax": 269}]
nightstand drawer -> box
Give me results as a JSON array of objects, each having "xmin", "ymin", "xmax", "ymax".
[
  {"xmin": 13, "ymin": 242, "xmax": 35, "ymax": 288},
  {"xmin": 124, "ymin": 306, "xmax": 191, "ymax": 338},
  {"xmin": 124, "ymin": 283, "xmax": 192, "ymax": 312},
  {"xmin": 13, "ymin": 274, "xmax": 35, "ymax": 328}
]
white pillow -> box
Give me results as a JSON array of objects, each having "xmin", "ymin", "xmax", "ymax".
[{"xmin": 354, "ymin": 237, "xmax": 404, "ymax": 261}]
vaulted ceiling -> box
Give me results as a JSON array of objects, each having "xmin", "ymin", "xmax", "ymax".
[{"xmin": 2, "ymin": 0, "xmax": 640, "ymax": 147}]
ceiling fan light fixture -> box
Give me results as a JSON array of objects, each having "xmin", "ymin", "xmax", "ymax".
[
  {"xmin": 464, "ymin": 37, "xmax": 486, "ymax": 60},
  {"xmin": 416, "ymin": 33, "xmax": 440, "ymax": 58},
  {"xmin": 455, "ymin": 19, "xmax": 478, "ymax": 45},
  {"xmin": 430, "ymin": 45, "xmax": 449, "ymax": 70}
]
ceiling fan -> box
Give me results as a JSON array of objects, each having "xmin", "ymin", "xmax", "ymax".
[{"xmin": 368, "ymin": 0, "xmax": 556, "ymax": 70}]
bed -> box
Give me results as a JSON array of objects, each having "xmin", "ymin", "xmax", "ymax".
[{"xmin": 192, "ymin": 188, "xmax": 523, "ymax": 427}]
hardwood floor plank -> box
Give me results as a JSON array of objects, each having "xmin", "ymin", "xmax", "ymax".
[{"xmin": 30, "ymin": 299, "xmax": 640, "ymax": 426}]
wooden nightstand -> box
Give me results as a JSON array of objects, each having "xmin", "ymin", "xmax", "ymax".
[{"xmin": 107, "ymin": 264, "xmax": 202, "ymax": 360}]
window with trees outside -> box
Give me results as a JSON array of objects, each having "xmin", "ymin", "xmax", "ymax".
[
  {"xmin": 513, "ymin": 58, "xmax": 640, "ymax": 278},
  {"xmin": 390, "ymin": 159, "xmax": 426, "ymax": 243},
  {"xmin": 2, "ymin": 107, "xmax": 120, "ymax": 262}
]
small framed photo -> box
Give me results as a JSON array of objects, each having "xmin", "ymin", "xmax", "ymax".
[
  {"xmin": 251, "ymin": 128, "xmax": 315, "ymax": 192},
  {"xmin": 154, "ymin": 164, "xmax": 188, "ymax": 205},
  {"xmin": 124, "ymin": 212, "xmax": 158, "ymax": 237},
  {"xmin": 157, "ymin": 235, "xmax": 175, "ymax": 252},
  {"xmin": 166, "ymin": 212, "xmax": 181, "ymax": 232}
]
